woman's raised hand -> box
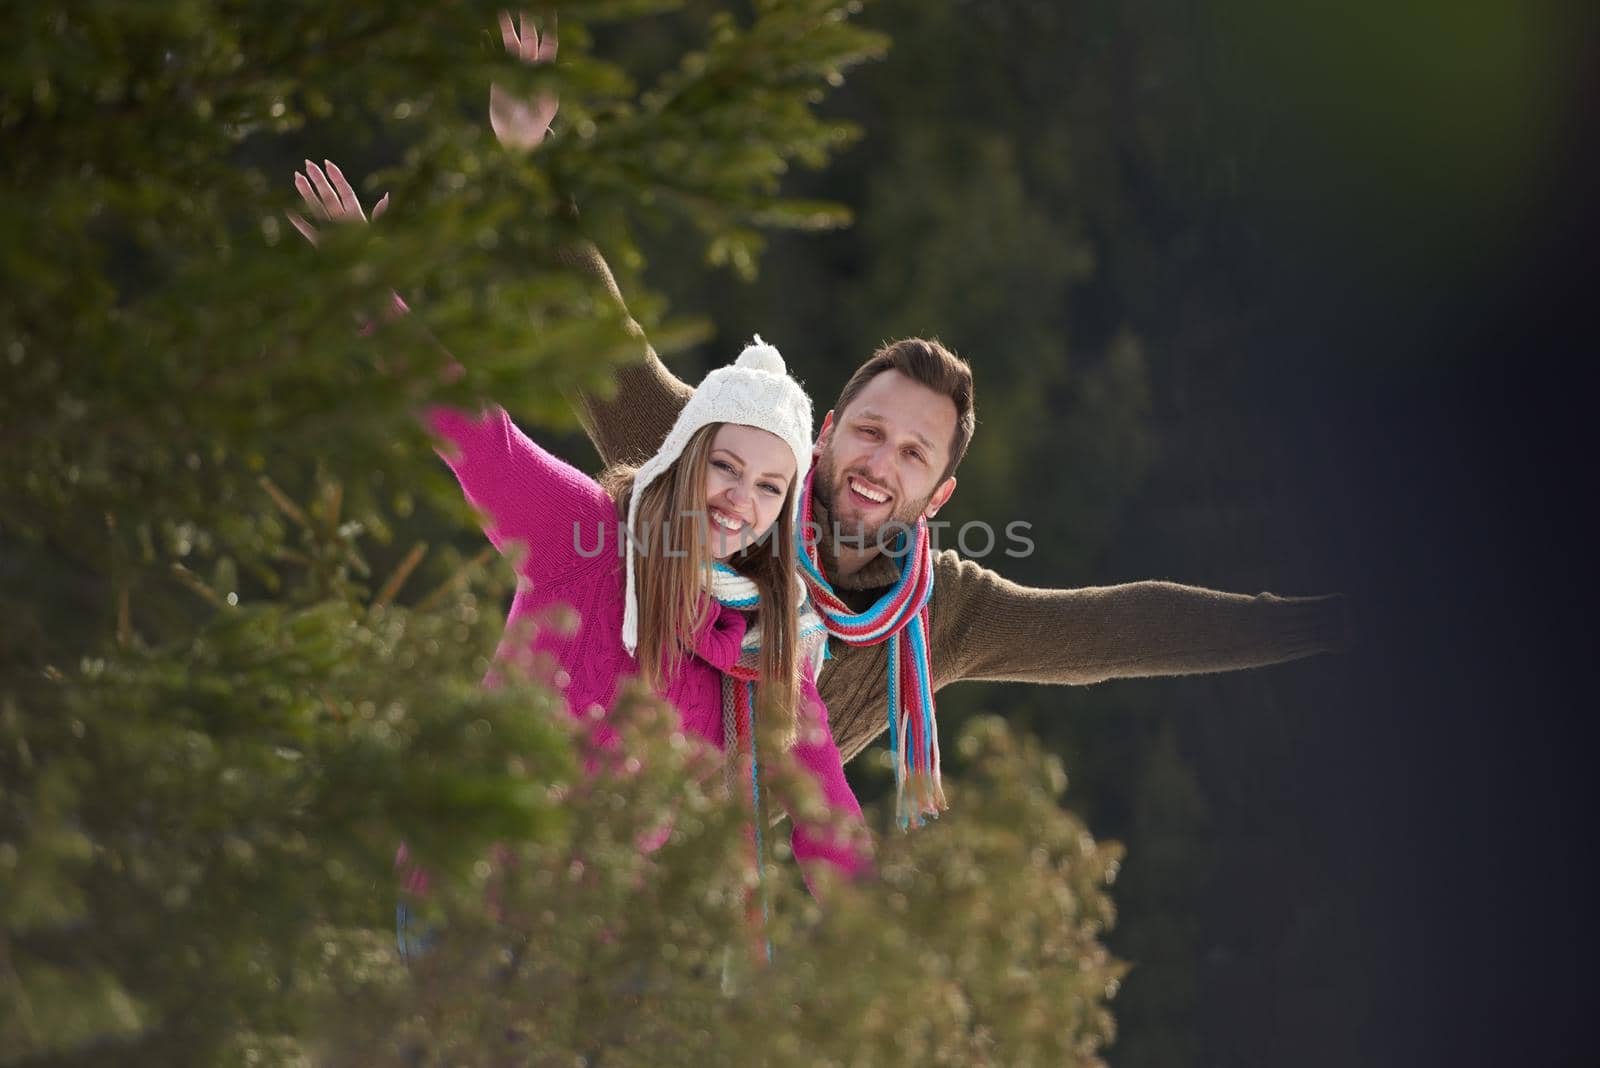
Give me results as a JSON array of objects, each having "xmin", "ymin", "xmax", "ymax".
[
  {"xmin": 287, "ymin": 161, "xmax": 409, "ymax": 332},
  {"xmin": 287, "ymin": 159, "xmax": 389, "ymax": 246},
  {"xmin": 489, "ymin": 10, "xmax": 559, "ymax": 152}
]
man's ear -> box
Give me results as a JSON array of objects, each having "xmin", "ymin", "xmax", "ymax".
[
  {"xmin": 813, "ymin": 410, "xmax": 835, "ymax": 460},
  {"xmin": 925, "ymin": 476, "xmax": 957, "ymax": 519}
]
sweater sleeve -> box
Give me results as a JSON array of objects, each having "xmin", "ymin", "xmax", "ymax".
[
  {"xmin": 788, "ymin": 673, "xmax": 871, "ymax": 889},
  {"xmin": 425, "ymin": 405, "xmax": 613, "ymax": 581},
  {"xmin": 555, "ymin": 240, "xmax": 694, "ymax": 467},
  {"xmin": 928, "ymin": 550, "xmax": 1348, "ymax": 690},
  {"xmin": 691, "ymin": 602, "xmax": 749, "ymax": 674}
]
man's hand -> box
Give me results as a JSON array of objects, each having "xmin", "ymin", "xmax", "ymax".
[
  {"xmin": 489, "ymin": 10, "xmax": 559, "ymax": 153},
  {"xmin": 287, "ymin": 159, "xmax": 389, "ymax": 246}
]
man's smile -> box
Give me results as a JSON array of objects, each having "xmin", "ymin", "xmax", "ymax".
[{"xmin": 847, "ymin": 475, "xmax": 892, "ymax": 507}]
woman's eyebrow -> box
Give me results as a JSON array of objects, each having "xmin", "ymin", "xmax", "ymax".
[{"xmin": 713, "ymin": 448, "xmax": 788, "ymax": 483}]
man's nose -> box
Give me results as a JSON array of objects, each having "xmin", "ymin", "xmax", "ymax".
[{"xmin": 862, "ymin": 443, "xmax": 893, "ymax": 479}]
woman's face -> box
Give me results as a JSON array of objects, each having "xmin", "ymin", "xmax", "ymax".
[{"xmin": 702, "ymin": 423, "xmax": 796, "ymax": 561}]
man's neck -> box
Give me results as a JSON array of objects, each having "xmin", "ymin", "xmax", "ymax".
[{"xmin": 832, "ymin": 541, "xmax": 879, "ymax": 581}]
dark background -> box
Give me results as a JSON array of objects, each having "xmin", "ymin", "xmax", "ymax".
[
  {"xmin": 12, "ymin": 1, "xmax": 1592, "ymax": 1063},
  {"xmin": 604, "ymin": 2, "xmax": 1598, "ymax": 1063}
]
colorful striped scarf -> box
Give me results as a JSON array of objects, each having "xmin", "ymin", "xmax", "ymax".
[
  {"xmin": 709, "ymin": 563, "xmax": 827, "ymax": 960},
  {"xmin": 795, "ymin": 467, "xmax": 945, "ymax": 828}
]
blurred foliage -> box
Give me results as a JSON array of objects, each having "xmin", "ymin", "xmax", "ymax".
[
  {"xmin": 1, "ymin": 2, "xmax": 1128, "ymax": 1064},
  {"xmin": 320, "ymin": 715, "xmax": 1125, "ymax": 1068}
]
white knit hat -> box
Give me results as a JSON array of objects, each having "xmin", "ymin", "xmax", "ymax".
[{"xmin": 621, "ymin": 336, "xmax": 813, "ymax": 654}]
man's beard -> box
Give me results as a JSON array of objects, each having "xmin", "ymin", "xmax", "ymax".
[{"xmin": 813, "ymin": 446, "xmax": 932, "ymax": 554}]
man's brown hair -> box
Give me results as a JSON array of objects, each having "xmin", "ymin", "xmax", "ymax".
[{"xmin": 831, "ymin": 338, "xmax": 975, "ymax": 483}]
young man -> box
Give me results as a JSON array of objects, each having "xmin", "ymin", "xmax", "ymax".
[{"xmin": 563, "ymin": 243, "xmax": 1347, "ymax": 782}]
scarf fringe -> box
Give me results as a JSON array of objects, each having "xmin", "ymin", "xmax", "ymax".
[{"xmin": 720, "ymin": 675, "xmax": 772, "ymax": 962}]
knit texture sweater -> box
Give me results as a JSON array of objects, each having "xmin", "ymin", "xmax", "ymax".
[
  {"xmin": 558, "ymin": 242, "xmax": 1348, "ymax": 766},
  {"xmin": 427, "ymin": 405, "xmax": 865, "ymax": 877}
]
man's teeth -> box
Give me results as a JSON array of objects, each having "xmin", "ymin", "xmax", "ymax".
[{"xmin": 850, "ymin": 477, "xmax": 889, "ymax": 503}]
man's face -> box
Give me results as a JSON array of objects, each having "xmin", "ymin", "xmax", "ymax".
[{"xmin": 815, "ymin": 369, "xmax": 958, "ymax": 548}]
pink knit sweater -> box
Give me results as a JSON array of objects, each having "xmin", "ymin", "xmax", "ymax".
[{"xmin": 427, "ymin": 405, "xmax": 866, "ymax": 880}]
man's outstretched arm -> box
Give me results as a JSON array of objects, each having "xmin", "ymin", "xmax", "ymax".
[
  {"xmin": 554, "ymin": 240, "xmax": 692, "ymax": 467},
  {"xmin": 484, "ymin": 11, "xmax": 691, "ymax": 467},
  {"xmin": 928, "ymin": 551, "xmax": 1348, "ymax": 690}
]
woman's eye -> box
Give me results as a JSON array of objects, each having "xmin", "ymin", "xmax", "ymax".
[
  {"xmin": 760, "ymin": 482, "xmax": 782, "ymax": 496},
  {"xmin": 712, "ymin": 459, "xmax": 736, "ymax": 474}
]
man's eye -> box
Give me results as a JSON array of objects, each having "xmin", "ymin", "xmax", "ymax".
[{"xmin": 905, "ymin": 449, "xmax": 925, "ymax": 464}]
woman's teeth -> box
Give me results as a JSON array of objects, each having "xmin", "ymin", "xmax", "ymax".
[
  {"xmin": 710, "ymin": 509, "xmax": 744, "ymax": 532},
  {"xmin": 849, "ymin": 477, "xmax": 889, "ymax": 504}
]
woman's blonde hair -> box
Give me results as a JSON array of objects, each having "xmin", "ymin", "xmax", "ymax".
[{"xmin": 601, "ymin": 423, "xmax": 801, "ymax": 743}]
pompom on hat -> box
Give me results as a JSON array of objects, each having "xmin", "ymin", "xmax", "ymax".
[{"xmin": 621, "ymin": 336, "xmax": 813, "ymax": 653}]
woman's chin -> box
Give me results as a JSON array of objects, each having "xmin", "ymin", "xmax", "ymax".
[{"xmin": 707, "ymin": 527, "xmax": 739, "ymax": 561}]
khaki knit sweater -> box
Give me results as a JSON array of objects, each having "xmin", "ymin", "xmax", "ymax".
[{"xmin": 562, "ymin": 243, "xmax": 1346, "ymax": 766}]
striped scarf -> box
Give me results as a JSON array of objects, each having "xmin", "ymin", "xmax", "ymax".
[
  {"xmin": 709, "ymin": 563, "xmax": 827, "ymax": 960},
  {"xmin": 709, "ymin": 563, "xmax": 827, "ymax": 793},
  {"xmin": 710, "ymin": 563, "xmax": 829, "ymax": 685},
  {"xmin": 796, "ymin": 466, "xmax": 945, "ymax": 828}
]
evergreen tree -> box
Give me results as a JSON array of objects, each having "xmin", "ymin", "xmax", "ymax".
[{"xmin": 2, "ymin": 3, "xmax": 1124, "ymax": 1064}]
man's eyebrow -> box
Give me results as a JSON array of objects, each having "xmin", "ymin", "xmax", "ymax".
[
  {"xmin": 854, "ymin": 409, "xmax": 937, "ymax": 454},
  {"xmin": 712, "ymin": 447, "xmax": 790, "ymax": 483}
]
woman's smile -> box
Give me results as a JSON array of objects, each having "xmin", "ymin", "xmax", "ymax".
[{"xmin": 708, "ymin": 505, "xmax": 748, "ymax": 535}]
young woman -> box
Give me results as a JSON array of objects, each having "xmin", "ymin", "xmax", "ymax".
[
  {"xmin": 427, "ymin": 355, "xmax": 867, "ymax": 887},
  {"xmin": 290, "ymin": 161, "xmax": 867, "ymax": 898}
]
